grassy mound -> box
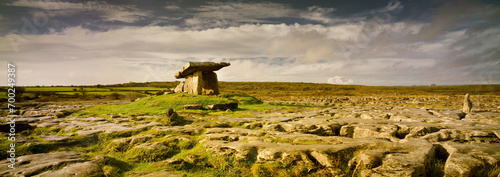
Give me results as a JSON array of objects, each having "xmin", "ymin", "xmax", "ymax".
[
  {"xmin": 221, "ymin": 94, "xmax": 263, "ymax": 105},
  {"xmin": 72, "ymin": 93, "xmax": 259, "ymax": 117}
]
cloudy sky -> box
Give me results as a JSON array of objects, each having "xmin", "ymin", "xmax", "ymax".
[{"xmin": 0, "ymin": 0, "xmax": 499, "ymax": 86}]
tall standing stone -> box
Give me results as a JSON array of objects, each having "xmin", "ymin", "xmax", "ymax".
[
  {"xmin": 462, "ymin": 93, "xmax": 472, "ymax": 114},
  {"xmin": 184, "ymin": 71, "xmax": 203, "ymax": 95},
  {"xmin": 201, "ymin": 71, "xmax": 219, "ymax": 95}
]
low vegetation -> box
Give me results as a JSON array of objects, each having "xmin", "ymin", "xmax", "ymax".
[{"xmin": 1, "ymin": 82, "xmax": 499, "ymax": 177}]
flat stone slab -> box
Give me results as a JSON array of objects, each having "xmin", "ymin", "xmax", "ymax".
[
  {"xmin": 174, "ymin": 62, "xmax": 230, "ymax": 78},
  {"xmin": 83, "ymin": 117, "xmax": 107, "ymax": 122},
  {"xmin": 140, "ymin": 171, "xmax": 185, "ymax": 177},
  {"xmin": 76, "ymin": 129, "xmax": 104, "ymax": 136},
  {"xmin": 0, "ymin": 152, "xmax": 85, "ymax": 176},
  {"xmin": 83, "ymin": 122, "xmax": 160, "ymax": 134},
  {"xmin": 39, "ymin": 134, "xmax": 74, "ymax": 142},
  {"xmin": 35, "ymin": 161, "xmax": 104, "ymax": 177}
]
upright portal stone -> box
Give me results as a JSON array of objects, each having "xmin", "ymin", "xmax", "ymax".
[
  {"xmin": 174, "ymin": 81, "xmax": 184, "ymax": 93},
  {"xmin": 174, "ymin": 62, "xmax": 230, "ymax": 95},
  {"xmin": 463, "ymin": 93, "xmax": 472, "ymax": 114}
]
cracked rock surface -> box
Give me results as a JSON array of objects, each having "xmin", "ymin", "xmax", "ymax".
[{"xmin": 0, "ymin": 95, "xmax": 499, "ymax": 177}]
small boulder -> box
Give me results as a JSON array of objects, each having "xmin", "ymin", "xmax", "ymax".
[
  {"xmin": 207, "ymin": 103, "xmax": 238, "ymax": 110},
  {"xmin": 166, "ymin": 108, "xmax": 177, "ymax": 118},
  {"xmin": 183, "ymin": 104, "xmax": 203, "ymax": 110},
  {"xmin": 165, "ymin": 108, "xmax": 184, "ymax": 125}
]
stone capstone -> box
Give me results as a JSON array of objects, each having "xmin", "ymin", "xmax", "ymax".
[{"xmin": 174, "ymin": 62, "xmax": 230, "ymax": 79}]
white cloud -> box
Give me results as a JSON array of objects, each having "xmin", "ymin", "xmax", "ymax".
[
  {"xmin": 165, "ymin": 5, "xmax": 180, "ymax": 11},
  {"xmin": 8, "ymin": 0, "xmax": 152, "ymax": 23},
  {"xmin": 185, "ymin": 2, "xmax": 298, "ymax": 28},
  {"xmin": 300, "ymin": 6, "xmax": 335, "ymax": 24},
  {"xmin": 327, "ymin": 76, "xmax": 354, "ymax": 85}
]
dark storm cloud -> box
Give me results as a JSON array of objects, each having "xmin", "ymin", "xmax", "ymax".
[{"xmin": 0, "ymin": 0, "xmax": 499, "ymax": 86}]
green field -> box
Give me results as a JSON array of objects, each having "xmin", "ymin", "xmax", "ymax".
[
  {"xmin": 56, "ymin": 91, "xmax": 144, "ymax": 96},
  {"xmin": 0, "ymin": 82, "xmax": 498, "ymax": 101}
]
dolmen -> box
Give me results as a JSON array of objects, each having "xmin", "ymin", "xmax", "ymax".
[{"xmin": 174, "ymin": 62, "xmax": 230, "ymax": 95}]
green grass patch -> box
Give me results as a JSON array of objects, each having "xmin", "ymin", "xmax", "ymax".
[
  {"xmin": 124, "ymin": 163, "xmax": 166, "ymax": 176},
  {"xmin": 106, "ymin": 87, "xmax": 166, "ymax": 91},
  {"xmin": 220, "ymin": 93, "xmax": 264, "ymax": 104},
  {"xmin": 477, "ymin": 164, "xmax": 500, "ymax": 177},
  {"xmin": 55, "ymin": 91, "xmax": 141, "ymax": 96},
  {"xmin": 72, "ymin": 93, "xmax": 238, "ymax": 117}
]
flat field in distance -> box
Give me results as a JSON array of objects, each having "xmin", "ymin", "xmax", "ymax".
[{"xmin": 2, "ymin": 82, "xmax": 499, "ymax": 101}]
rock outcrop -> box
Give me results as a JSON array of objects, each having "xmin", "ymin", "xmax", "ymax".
[
  {"xmin": 5, "ymin": 93, "xmax": 499, "ymax": 177},
  {"xmin": 0, "ymin": 152, "xmax": 104, "ymax": 177},
  {"xmin": 173, "ymin": 62, "xmax": 230, "ymax": 95}
]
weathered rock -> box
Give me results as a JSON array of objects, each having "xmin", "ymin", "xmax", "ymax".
[
  {"xmin": 174, "ymin": 81, "xmax": 184, "ymax": 93},
  {"xmin": 84, "ymin": 117, "xmax": 107, "ymax": 122},
  {"xmin": 390, "ymin": 109, "xmax": 442, "ymax": 123},
  {"xmin": 140, "ymin": 170, "xmax": 185, "ymax": 177},
  {"xmin": 36, "ymin": 122, "xmax": 59, "ymax": 128},
  {"xmin": 152, "ymin": 126, "xmax": 204, "ymax": 135},
  {"xmin": 207, "ymin": 103, "xmax": 238, "ymax": 110},
  {"xmin": 76, "ymin": 129, "xmax": 103, "ymax": 136},
  {"xmin": 17, "ymin": 116, "xmax": 54, "ymax": 123},
  {"xmin": 463, "ymin": 93, "xmax": 473, "ymax": 114},
  {"xmin": 112, "ymin": 134, "xmax": 156, "ymax": 146},
  {"xmin": 134, "ymin": 142, "xmax": 168, "ymax": 150},
  {"xmin": 0, "ymin": 152, "xmax": 86, "ymax": 176},
  {"xmin": 267, "ymin": 118, "xmax": 341, "ymax": 136},
  {"xmin": 439, "ymin": 142, "xmax": 500, "ymax": 177},
  {"xmin": 348, "ymin": 150, "xmax": 385, "ymax": 170},
  {"xmin": 15, "ymin": 136, "xmax": 38, "ymax": 143},
  {"xmin": 79, "ymin": 122, "xmax": 159, "ymax": 134},
  {"xmin": 35, "ymin": 161, "xmax": 104, "ymax": 177},
  {"xmin": 182, "ymin": 71, "xmax": 220, "ymax": 95},
  {"xmin": 393, "ymin": 122, "xmax": 440, "ymax": 139},
  {"xmin": 427, "ymin": 109, "xmax": 467, "ymax": 120},
  {"xmin": 422, "ymin": 128, "xmax": 500, "ymax": 143},
  {"xmin": 92, "ymin": 155, "xmax": 109, "ymax": 166},
  {"xmin": 364, "ymin": 139, "xmax": 435, "ymax": 177},
  {"xmin": 166, "ymin": 108, "xmax": 177, "ymax": 117},
  {"xmin": 183, "ymin": 104, "xmax": 203, "ymax": 110},
  {"xmin": 39, "ymin": 134, "xmax": 73, "ymax": 142},
  {"xmin": 162, "ymin": 158, "xmax": 188, "ymax": 166},
  {"xmin": 340, "ymin": 124, "xmax": 398, "ymax": 140}
]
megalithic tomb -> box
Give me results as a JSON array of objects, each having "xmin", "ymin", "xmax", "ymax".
[{"xmin": 174, "ymin": 62, "xmax": 230, "ymax": 95}]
